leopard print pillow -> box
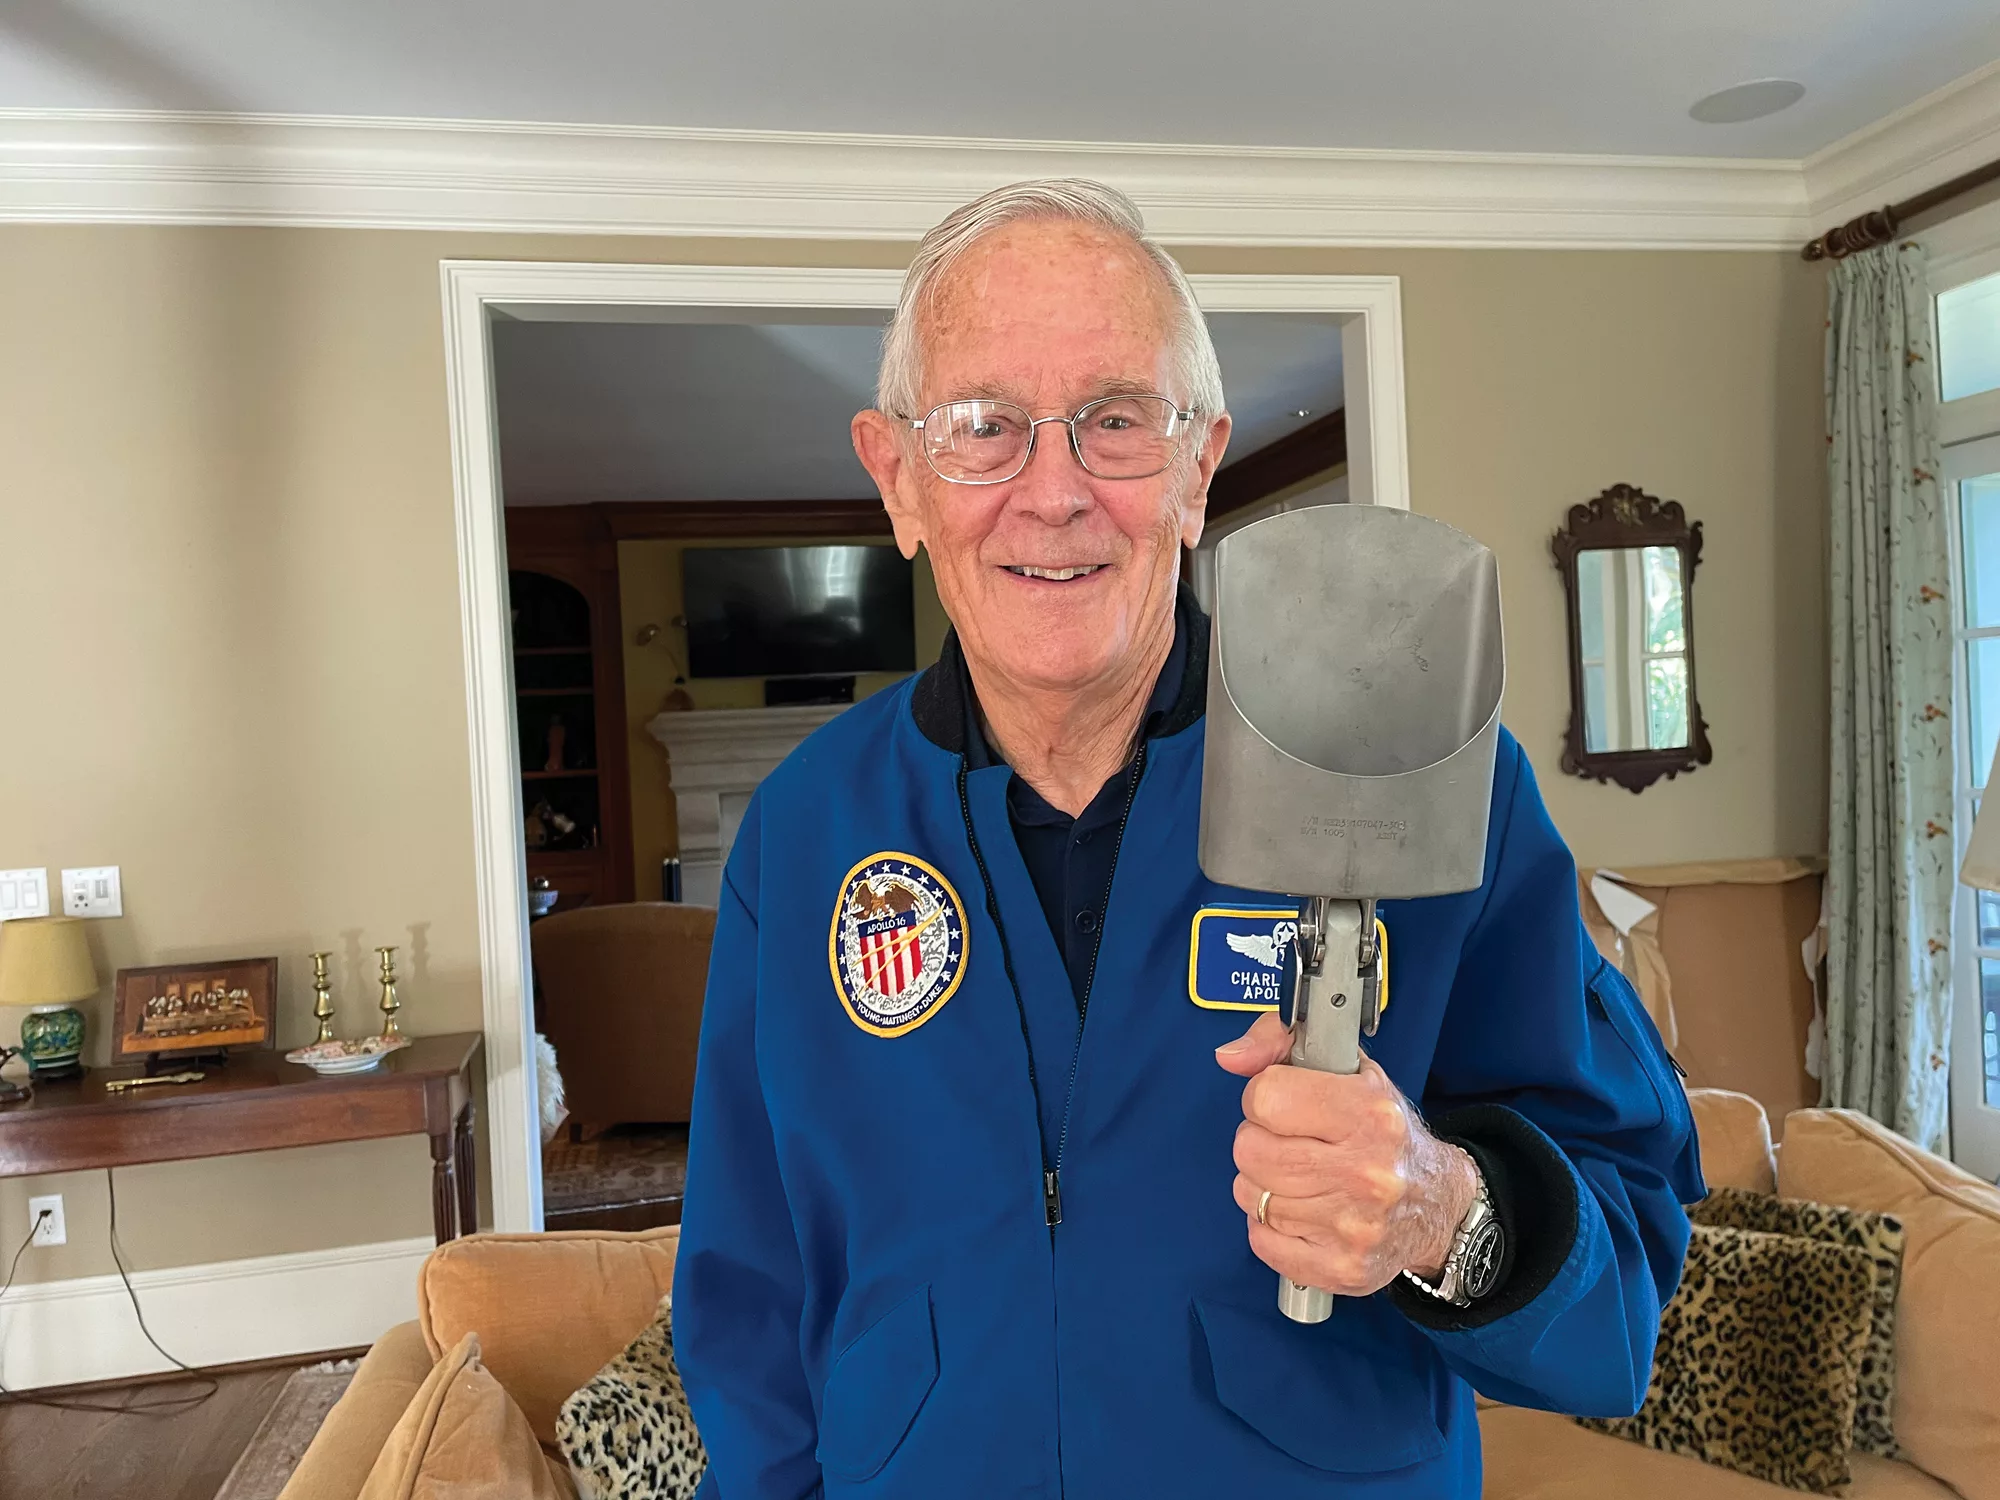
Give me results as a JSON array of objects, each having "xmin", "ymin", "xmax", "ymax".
[
  {"xmin": 1691, "ymin": 1185, "xmax": 1906, "ymax": 1460},
  {"xmin": 557, "ymin": 1294, "xmax": 708, "ymax": 1500},
  {"xmin": 1578, "ymin": 1222, "xmax": 1874, "ymax": 1494}
]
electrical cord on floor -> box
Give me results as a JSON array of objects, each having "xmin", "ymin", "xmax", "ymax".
[{"xmin": 0, "ymin": 1168, "xmax": 219, "ymax": 1413}]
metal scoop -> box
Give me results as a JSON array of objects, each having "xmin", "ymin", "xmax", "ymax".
[{"xmin": 1198, "ymin": 503, "xmax": 1505, "ymax": 1323}]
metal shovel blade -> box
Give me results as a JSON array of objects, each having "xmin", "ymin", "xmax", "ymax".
[{"xmin": 1198, "ymin": 504, "xmax": 1505, "ymax": 902}]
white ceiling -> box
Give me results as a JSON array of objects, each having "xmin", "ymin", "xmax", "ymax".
[
  {"xmin": 493, "ymin": 313, "xmax": 1343, "ymax": 506},
  {"xmin": 5, "ymin": 1, "xmax": 2000, "ymax": 159}
]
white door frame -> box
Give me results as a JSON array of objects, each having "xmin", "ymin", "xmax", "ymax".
[{"xmin": 439, "ymin": 259, "xmax": 1411, "ymax": 1229}]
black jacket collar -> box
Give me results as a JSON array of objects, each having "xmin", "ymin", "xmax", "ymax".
[{"xmin": 911, "ymin": 582, "xmax": 1209, "ymax": 754}]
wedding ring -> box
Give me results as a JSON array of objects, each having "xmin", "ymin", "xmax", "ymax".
[{"xmin": 1256, "ymin": 1189, "xmax": 1273, "ymax": 1227}]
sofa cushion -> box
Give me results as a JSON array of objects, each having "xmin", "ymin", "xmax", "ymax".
[
  {"xmin": 1483, "ymin": 1405, "xmax": 1957, "ymax": 1500},
  {"xmin": 1779, "ymin": 1108, "xmax": 2000, "ymax": 1500},
  {"xmin": 557, "ymin": 1294, "xmax": 708, "ymax": 1500},
  {"xmin": 1691, "ymin": 1185, "xmax": 1906, "ymax": 1460},
  {"xmin": 1688, "ymin": 1088, "xmax": 1778, "ymax": 1195},
  {"xmin": 1577, "ymin": 1222, "xmax": 1875, "ymax": 1493},
  {"xmin": 419, "ymin": 1228, "xmax": 680, "ymax": 1447},
  {"xmin": 358, "ymin": 1331, "xmax": 567, "ymax": 1500},
  {"xmin": 279, "ymin": 1321, "xmax": 437, "ymax": 1500}
]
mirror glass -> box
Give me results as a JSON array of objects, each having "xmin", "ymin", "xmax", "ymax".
[{"xmin": 1575, "ymin": 545, "xmax": 1690, "ymax": 752}]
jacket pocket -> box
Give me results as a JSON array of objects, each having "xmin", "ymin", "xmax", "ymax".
[
  {"xmin": 817, "ymin": 1284, "xmax": 939, "ymax": 1482},
  {"xmin": 1586, "ymin": 958, "xmax": 1688, "ymax": 1134},
  {"xmin": 1193, "ymin": 1296, "xmax": 1445, "ymax": 1473}
]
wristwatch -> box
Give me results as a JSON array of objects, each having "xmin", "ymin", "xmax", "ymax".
[{"xmin": 1401, "ymin": 1159, "xmax": 1504, "ymax": 1308}]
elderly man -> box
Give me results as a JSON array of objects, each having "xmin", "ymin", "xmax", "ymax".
[{"xmin": 675, "ymin": 180, "xmax": 1701, "ymax": 1499}]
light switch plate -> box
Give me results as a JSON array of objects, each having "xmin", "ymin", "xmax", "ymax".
[
  {"xmin": 0, "ymin": 869, "xmax": 51, "ymax": 922},
  {"xmin": 62, "ymin": 866, "xmax": 123, "ymax": 919}
]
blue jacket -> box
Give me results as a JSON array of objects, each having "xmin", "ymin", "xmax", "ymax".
[{"xmin": 675, "ymin": 626, "xmax": 1703, "ymax": 1499}]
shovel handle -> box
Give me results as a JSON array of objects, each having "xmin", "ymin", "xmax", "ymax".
[{"xmin": 1275, "ymin": 897, "xmax": 1373, "ymax": 1323}]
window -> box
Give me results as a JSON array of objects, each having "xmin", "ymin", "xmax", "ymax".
[
  {"xmin": 1939, "ymin": 271, "xmax": 2000, "ymax": 403},
  {"xmin": 1938, "ymin": 242, "xmax": 2000, "ymax": 1178}
]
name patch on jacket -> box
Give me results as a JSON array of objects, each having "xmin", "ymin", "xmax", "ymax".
[
  {"xmin": 1187, "ymin": 906, "xmax": 1297, "ymax": 1011},
  {"xmin": 1187, "ymin": 907, "xmax": 1391, "ymax": 1017},
  {"xmin": 828, "ymin": 853, "xmax": 968, "ymax": 1037}
]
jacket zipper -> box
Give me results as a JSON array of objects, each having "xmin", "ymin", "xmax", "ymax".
[
  {"xmin": 955, "ymin": 760, "xmax": 1058, "ymax": 1226},
  {"xmin": 955, "ymin": 742, "xmax": 1149, "ymax": 1230},
  {"xmin": 1045, "ymin": 742, "xmax": 1148, "ymax": 1225}
]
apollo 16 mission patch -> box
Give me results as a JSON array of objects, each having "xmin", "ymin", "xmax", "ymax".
[{"xmin": 828, "ymin": 853, "xmax": 968, "ymax": 1037}]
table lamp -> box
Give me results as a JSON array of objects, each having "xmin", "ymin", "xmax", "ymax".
[{"xmin": 0, "ymin": 916, "xmax": 98, "ymax": 1100}]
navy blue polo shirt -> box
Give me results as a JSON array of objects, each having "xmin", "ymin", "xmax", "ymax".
[{"xmin": 960, "ymin": 617, "xmax": 1190, "ymax": 1009}]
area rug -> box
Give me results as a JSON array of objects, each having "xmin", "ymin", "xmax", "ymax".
[
  {"xmin": 542, "ymin": 1123, "xmax": 689, "ymax": 1215},
  {"xmin": 211, "ymin": 1359, "xmax": 357, "ymax": 1500}
]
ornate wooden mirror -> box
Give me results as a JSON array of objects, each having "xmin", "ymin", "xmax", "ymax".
[{"xmin": 1552, "ymin": 484, "xmax": 1712, "ymax": 793}]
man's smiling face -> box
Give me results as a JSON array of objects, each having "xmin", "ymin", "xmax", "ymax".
[{"xmin": 855, "ymin": 220, "xmax": 1229, "ymax": 699}]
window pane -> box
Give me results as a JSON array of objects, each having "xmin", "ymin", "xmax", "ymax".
[
  {"xmin": 1980, "ymin": 889, "xmax": 2000, "ymax": 948},
  {"xmin": 1578, "ymin": 554, "xmax": 1605, "ymax": 662},
  {"xmin": 1981, "ymin": 958, "xmax": 2000, "ymax": 1108},
  {"xmin": 1583, "ymin": 663, "xmax": 1607, "ymax": 750},
  {"xmin": 1939, "ymin": 270, "xmax": 2000, "ymax": 403},
  {"xmin": 1961, "ymin": 474, "xmax": 2000, "ymax": 628},
  {"xmin": 1971, "ymin": 637, "xmax": 2000, "ymax": 790},
  {"xmin": 1642, "ymin": 545, "xmax": 1685, "ymax": 653},
  {"xmin": 1646, "ymin": 657, "xmax": 1688, "ymax": 749}
]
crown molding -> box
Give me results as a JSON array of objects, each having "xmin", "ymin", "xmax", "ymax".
[
  {"xmin": 1805, "ymin": 58, "xmax": 2000, "ymax": 229},
  {"xmin": 0, "ymin": 108, "xmax": 1812, "ymax": 249}
]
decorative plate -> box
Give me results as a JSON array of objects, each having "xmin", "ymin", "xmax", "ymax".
[{"xmin": 285, "ymin": 1035, "xmax": 411, "ymax": 1074}]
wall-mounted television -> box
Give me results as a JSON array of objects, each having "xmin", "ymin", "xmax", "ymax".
[{"xmin": 683, "ymin": 545, "xmax": 916, "ymax": 679}]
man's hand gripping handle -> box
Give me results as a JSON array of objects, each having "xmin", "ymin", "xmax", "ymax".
[{"xmin": 1276, "ymin": 895, "xmax": 1380, "ymax": 1323}]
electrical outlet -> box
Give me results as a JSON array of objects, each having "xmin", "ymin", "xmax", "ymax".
[
  {"xmin": 29, "ymin": 1195, "xmax": 65, "ymax": 1247},
  {"xmin": 0, "ymin": 869, "xmax": 51, "ymax": 922},
  {"xmin": 61, "ymin": 866, "xmax": 123, "ymax": 919}
]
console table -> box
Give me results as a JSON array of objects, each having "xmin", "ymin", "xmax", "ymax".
[{"xmin": 0, "ymin": 1032, "xmax": 484, "ymax": 1245}]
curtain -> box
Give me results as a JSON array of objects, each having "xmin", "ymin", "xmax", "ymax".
[{"xmin": 1824, "ymin": 241, "xmax": 1954, "ymax": 1152}]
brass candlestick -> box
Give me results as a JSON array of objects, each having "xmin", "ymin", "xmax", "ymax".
[
  {"xmin": 309, "ymin": 952, "xmax": 336, "ymax": 1043},
  {"xmin": 376, "ymin": 946, "xmax": 401, "ymax": 1038}
]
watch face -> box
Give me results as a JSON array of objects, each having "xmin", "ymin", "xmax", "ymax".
[{"xmin": 1462, "ymin": 1219, "xmax": 1505, "ymax": 1301}]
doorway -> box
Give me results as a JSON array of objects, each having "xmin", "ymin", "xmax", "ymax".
[{"xmin": 440, "ymin": 260, "xmax": 1413, "ymax": 1230}]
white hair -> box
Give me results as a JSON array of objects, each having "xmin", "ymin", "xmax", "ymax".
[{"xmin": 876, "ymin": 179, "xmax": 1226, "ymax": 424}]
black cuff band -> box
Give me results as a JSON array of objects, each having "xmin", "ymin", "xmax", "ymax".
[{"xmin": 1389, "ymin": 1103, "xmax": 1580, "ymax": 1333}]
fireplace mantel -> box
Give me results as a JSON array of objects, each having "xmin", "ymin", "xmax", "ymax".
[{"xmin": 645, "ymin": 704, "xmax": 850, "ymax": 906}]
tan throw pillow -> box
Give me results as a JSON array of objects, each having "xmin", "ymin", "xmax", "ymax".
[
  {"xmin": 1778, "ymin": 1107, "xmax": 2000, "ymax": 1500},
  {"xmin": 557, "ymin": 1294, "xmax": 708, "ymax": 1500},
  {"xmin": 1691, "ymin": 1185, "xmax": 1905, "ymax": 1460},
  {"xmin": 1577, "ymin": 1223, "xmax": 1875, "ymax": 1494},
  {"xmin": 359, "ymin": 1331, "xmax": 567, "ymax": 1500}
]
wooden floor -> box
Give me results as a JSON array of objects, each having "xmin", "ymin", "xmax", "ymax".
[{"xmin": 0, "ymin": 1358, "xmax": 319, "ymax": 1500}]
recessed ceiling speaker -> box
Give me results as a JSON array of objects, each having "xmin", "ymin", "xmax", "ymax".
[{"xmin": 1689, "ymin": 79, "xmax": 1806, "ymax": 125}]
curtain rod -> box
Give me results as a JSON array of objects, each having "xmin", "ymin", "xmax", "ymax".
[{"xmin": 1803, "ymin": 155, "xmax": 2000, "ymax": 261}]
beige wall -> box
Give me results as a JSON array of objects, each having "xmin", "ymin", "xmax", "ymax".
[
  {"xmin": 0, "ymin": 225, "xmax": 1824, "ymax": 1287},
  {"xmin": 619, "ymin": 538, "xmax": 947, "ymax": 894},
  {"xmin": 1173, "ymin": 245, "xmax": 1828, "ymax": 870}
]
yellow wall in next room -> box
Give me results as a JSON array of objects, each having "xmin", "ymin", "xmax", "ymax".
[{"xmin": 618, "ymin": 537, "xmax": 948, "ymax": 895}]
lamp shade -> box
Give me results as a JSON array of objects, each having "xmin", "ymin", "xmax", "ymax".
[{"xmin": 0, "ymin": 917, "xmax": 99, "ymax": 1008}]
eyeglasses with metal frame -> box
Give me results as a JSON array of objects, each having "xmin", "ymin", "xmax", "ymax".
[{"xmin": 902, "ymin": 394, "xmax": 1201, "ymax": 485}]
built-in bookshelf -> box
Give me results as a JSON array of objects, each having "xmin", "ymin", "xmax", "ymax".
[{"xmin": 507, "ymin": 561, "xmax": 633, "ymax": 913}]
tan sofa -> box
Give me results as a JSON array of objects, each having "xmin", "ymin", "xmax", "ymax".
[
  {"xmin": 282, "ymin": 1093, "xmax": 1999, "ymax": 1499},
  {"xmin": 1485, "ymin": 1092, "xmax": 2000, "ymax": 1500}
]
